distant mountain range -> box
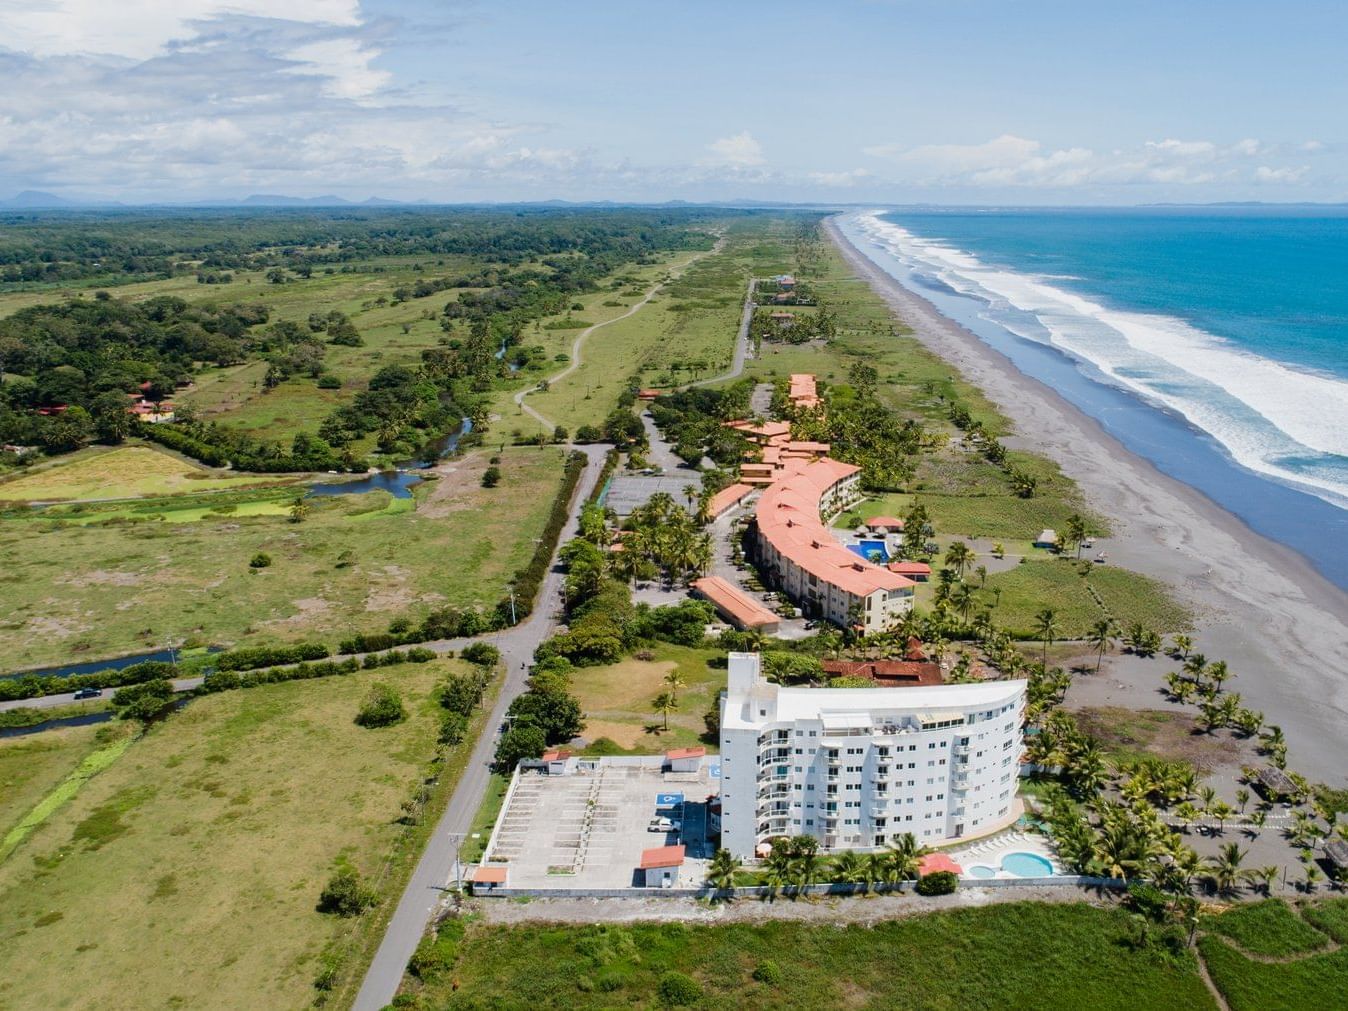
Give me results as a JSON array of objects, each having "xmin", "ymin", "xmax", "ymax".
[{"xmin": 0, "ymin": 190, "xmax": 419, "ymax": 209}]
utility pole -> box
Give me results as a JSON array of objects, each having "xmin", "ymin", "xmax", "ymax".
[{"xmin": 508, "ymin": 584, "xmax": 516, "ymax": 625}]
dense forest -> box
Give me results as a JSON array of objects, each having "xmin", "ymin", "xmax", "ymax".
[
  {"xmin": 0, "ymin": 206, "xmax": 722, "ymax": 286},
  {"xmin": 0, "ymin": 207, "xmax": 724, "ymax": 470}
]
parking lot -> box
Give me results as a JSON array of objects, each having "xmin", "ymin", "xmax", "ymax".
[{"xmin": 484, "ymin": 758, "xmax": 716, "ymax": 889}]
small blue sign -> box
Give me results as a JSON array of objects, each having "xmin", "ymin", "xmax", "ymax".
[{"xmin": 657, "ymin": 792, "xmax": 684, "ymax": 808}]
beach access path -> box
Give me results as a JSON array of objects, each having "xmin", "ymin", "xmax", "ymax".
[{"xmin": 826, "ymin": 214, "xmax": 1348, "ymax": 785}]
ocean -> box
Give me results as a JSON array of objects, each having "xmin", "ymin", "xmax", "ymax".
[{"xmin": 839, "ymin": 207, "xmax": 1348, "ymax": 590}]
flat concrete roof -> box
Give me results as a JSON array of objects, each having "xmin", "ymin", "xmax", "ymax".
[{"xmin": 603, "ymin": 474, "xmax": 701, "ymax": 517}]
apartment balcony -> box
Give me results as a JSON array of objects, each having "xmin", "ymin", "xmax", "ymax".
[
  {"xmin": 952, "ymin": 774, "xmax": 970, "ymax": 790},
  {"xmin": 955, "ymin": 746, "xmax": 970, "ymax": 758}
]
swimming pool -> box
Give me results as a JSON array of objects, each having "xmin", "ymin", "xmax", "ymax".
[
  {"xmin": 847, "ymin": 539, "xmax": 890, "ymax": 563},
  {"xmin": 967, "ymin": 865, "xmax": 996, "ymax": 878},
  {"xmin": 1001, "ymin": 852, "xmax": 1055, "ymax": 877}
]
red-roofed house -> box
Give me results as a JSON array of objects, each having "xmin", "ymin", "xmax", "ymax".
[
  {"xmin": 887, "ymin": 560, "xmax": 932, "ymax": 582},
  {"xmin": 639, "ymin": 844, "xmax": 686, "ymax": 887},
  {"xmin": 540, "ymin": 749, "xmax": 574, "ymax": 775},
  {"xmin": 471, "ymin": 865, "xmax": 509, "ymax": 892},
  {"xmin": 637, "ymin": 388, "xmax": 663, "ymax": 401},
  {"xmin": 864, "ymin": 516, "xmax": 905, "ymax": 533},
  {"xmin": 706, "ymin": 482, "xmax": 755, "ymax": 519},
  {"xmin": 664, "ymin": 746, "xmax": 706, "ymax": 773},
  {"xmin": 821, "ymin": 659, "xmax": 944, "ymax": 687},
  {"xmin": 691, "ymin": 576, "xmax": 780, "ymax": 633}
]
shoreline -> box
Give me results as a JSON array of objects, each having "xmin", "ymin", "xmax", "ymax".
[{"xmin": 825, "ymin": 213, "xmax": 1348, "ymax": 785}]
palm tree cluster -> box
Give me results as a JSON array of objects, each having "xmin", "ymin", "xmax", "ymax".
[
  {"xmin": 608, "ymin": 492, "xmax": 713, "ymax": 587},
  {"xmin": 1162, "ymin": 655, "xmax": 1265, "ymax": 741},
  {"xmin": 747, "ymin": 832, "xmax": 931, "ymax": 897}
]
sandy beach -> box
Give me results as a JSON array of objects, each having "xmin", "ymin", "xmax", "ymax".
[{"xmin": 826, "ymin": 214, "xmax": 1348, "ymax": 786}]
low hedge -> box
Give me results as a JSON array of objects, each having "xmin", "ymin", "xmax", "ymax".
[
  {"xmin": 0, "ymin": 659, "xmax": 178, "ymax": 703},
  {"xmin": 213, "ymin": 642, "xmax": 330, "ymax": 671},
  {"xmin": 197, "ymin": 647, "xmax": 435, "ymax": 694},
  {"xmin": 494, "ymin": 450, "xmax": 587, "ymax": 627}
]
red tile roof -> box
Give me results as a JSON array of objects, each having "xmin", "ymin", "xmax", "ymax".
[
  {"xmin": 821, "ymin": 659, "xmax": 944, "ymax": 686},
  {"xmin": 706, "ymin": 483, "xmax": 755, "ymax": 518},
  {"xmin": 755, "ymin": 459, "xmax": 915, "ymax": 599},
  {"xmin": 865, "ymin": 516, "xmax": 905, "ymax": 530},
  {"xmin": 640, "ymin": 845, "xmax": 686, "ymax": 869},
  {"xmin": 473, "ymin": 865, "xmax": 508, "ymax": 883},
  {"xmin": 541, "ymin": 749, "xmax": 573, "ymax": 762},
  {"xmin": 665, "ymin": 746, "xmax": 706, "ymax": 761},
  {"xmin": 691, "ymin": 576, "xmax": 779, "ymax": 630},
  {"xmin": 888, "ymin": 560, "xmax": 932, "ymax": 577}
]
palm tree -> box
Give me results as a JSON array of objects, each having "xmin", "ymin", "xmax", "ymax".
[
  {"xmin": 1206, "ymin": 843, "xmax": 1246, "ymax": 895},
  {"xmin": 885, "ymin": 832, "xmax": 928, "ymax": 881},
  {"xmin": 1207, "ymin": 660, "xmax": 1232, "ymax": 693},
  {"xmin": 663, "ymin": 669, "xmax": 686, "ymax": 704},
  {"xmin": 1170, "ymin": 633, "xmax": 1193, "ymax": 660},
  {"xmin": 831, "ymin": 849, "xmax": 864, "ymax": 886},
  {"xmin": 1087, "ymin": 618, "xmax": 1117, "ymax": 674},
  {"xmin": 1034, "ymin": 608, "xmax": 1060, "ymax": 664},
  {"xmin": 1235, "ymin": 787, "xmax": 1250, "ymax": 814},
  {"xmin": 682, "ymin": 484, "xmax": 698, "ymax": 514},
  {"xmin": 863, "ymin": 852, "xmax": 888, "ymax": 892},
  {"xmin": 950, "ymin": 582, "xmax": 975, "ymax": 626},
  {"xmin": 1209, "ymin": 800, "xmax": 1235, "ymax": 835},
  {"xmin": 1254, "ymin": 865, "xmax": 1278, "ymax": 896},
  {"xmin": 651, "ymin": 691, "xmax": 678, "ymax": 731},
  {"xmin": 1173, "ymin": 801, "xmax": 1201, "ymax": 834},
  {"xmin": 944, "ymin": 541, "xmax": 974, "ymax": 579},
  {"xmin": 1248, "ymin": 808, "xmax": 1267, "ymax": 835},
  {"xmin": 706, "ymin": 848, "xmax": 740, "ymax": 894},
  {"xmin": 974, "ymin": 564, "xmax": 988, "ymax": 588},
  {"xmin": 1065, "ymin": 512, "xmax": 1089, "ymax": 559}
]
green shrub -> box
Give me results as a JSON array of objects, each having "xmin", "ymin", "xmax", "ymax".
[
  {"xmin": 752, "ymin": 959, "xmax": 783, "ymax": 985},
  {"xmin": 354, "ymin": 683, "xmax": 406, "ymax": 728},
  {"xmin": 317, "ymin": 869, "xmax": 376, "ymax": 917},
  {"xmin": 657, "ymin": 971, "xmax": 702, "ymax": 1006},
  {"xmin": 461, "ymin": 642, "xmax": 501, "ymax": 667},
  {"xmin": 915, "ymin": 871, "xmax": 958, "ymax": 896},
  {"xmin": 249, "ymin": 552, "xmax": 272, "ymax": 568}
]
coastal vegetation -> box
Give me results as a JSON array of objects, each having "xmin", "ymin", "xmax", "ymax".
[{"xmin": 398, "ymin": 903, "xmax": 1215, "ymax": 1009}]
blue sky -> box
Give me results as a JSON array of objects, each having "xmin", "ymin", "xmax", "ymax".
[{"xmin": 1, "ymin": 0, "xmax": 1343, "ymax": 203}]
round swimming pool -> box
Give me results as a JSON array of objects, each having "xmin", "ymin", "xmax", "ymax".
[
  {"xmin": 966, "ymin": 865, "xmax": 996, "ymax": 878},
  {"xmin": 1001, "ymin": 852, "xmax": 1054, "ymax": 877}
]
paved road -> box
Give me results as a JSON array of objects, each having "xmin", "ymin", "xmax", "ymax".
[
  {"xmin": 0, "ymin": 676, "xmax": 204, "ymax": 712},
  {"xmin": 688, "ymin": 275, "xmax": 754, "ymax": 389},
  {"xmin": 352, "ymin": 442, "xmax": 610, "ymax": 1011}
]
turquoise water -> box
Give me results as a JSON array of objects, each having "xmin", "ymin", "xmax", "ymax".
[
  {"xmin": 1001, "ymin": 852, "xmax": 1054, "ymax": 877},
  {"xmin": 842, "ymin": 209, "xmax": 1348, "ymax": 589},
  {"xmin": 966, "ymin": 865, "xmax": 995, "ymax": 879},
  {"xmin": 847, "ymin": 539, "xmax": 890, "ymax": 562}
]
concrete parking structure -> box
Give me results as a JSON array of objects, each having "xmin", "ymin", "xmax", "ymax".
[{"xmin": 479, "ymin": 756, "xmax": 717, "ymax": 889}]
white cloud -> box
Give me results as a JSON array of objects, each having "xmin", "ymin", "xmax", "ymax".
[
  {"xmin": 1254, "ymin": 165, "xmax": 1308, "ymax": 184},
  {"xmin": 704, "ymin": 131, "xmax": 764, "ymax": 168},
  {"xmin": 864, "ymin": 133, "xmax": 1302, "ymax": 189},
  {"xmin": 808, "ymin": 168, "xmax": 872, "ymax": 187}
]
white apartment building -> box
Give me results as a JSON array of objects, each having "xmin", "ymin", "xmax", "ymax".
[{"xmin": 718, "ymin": 652, "xmax": 1026, "ymax": 858}]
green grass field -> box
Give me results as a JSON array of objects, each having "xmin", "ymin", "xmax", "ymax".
[
  {"xmin": 0, "ymin": 724, "xmax": 105, "ymax": 841},
  {"xmin": 1198, "ymin": 899, "xmax": 1348, "ymax": 1011},
  {"xmin": 521, "ymin": 243, "xmax": 748, "ymax": 434},
  {"xmin": 572, "ymin": 644, "xmax": 722, "ymax": 754},
  {"xmin": 0, "ymin": 446, "xmax": 566, "ymax": 668},
  {"xmin": 400, "ymin": 903, "xmax": 1214, "ymax": 1009},
  {"xmin": 0, "ymin": 444, "xmax": 294, "ymax": 502},
  {"xmin": 983, "ymin": 559, "xmax": 1191, "ymax": 638},
  {"xmin": 0, "ymin": 661, "xmax": 474, "ymax": 1009}
]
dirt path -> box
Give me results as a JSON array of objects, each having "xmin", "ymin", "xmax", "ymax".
[{"xmin": 515, "ymin": 239, "xmax": 725, "ymax": 433}]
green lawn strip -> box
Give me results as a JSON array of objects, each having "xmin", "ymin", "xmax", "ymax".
[
  {"xmin": 402, "ymin": 903, "xmax": 1213, "ymax": 1009},
  {"xmin": 0, "ymin": 727, "xmax": 136, "ymax": 865},
  {"xmin": 1300, "ymin": 898, "xmax": 1348, "ymax": 944},
  {"xmin": 1199, "ymin": 932, "xmax": 1348, "ymax": 1011},
  {"xmin": 983, "ymin": 559, "xmax": 1190, "ymax": 638},
  {"xmin": 462, "ymin": 773, "xmax": 510, "ymax": 863},
  {"xmin": 1201, "ymin": 899, "xmax": 1331, "ymax": 957}
]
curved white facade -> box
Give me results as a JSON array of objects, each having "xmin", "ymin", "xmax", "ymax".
[{"xmin": 718, "ymin": 652, "xmax": 1026, "ymax": 857}]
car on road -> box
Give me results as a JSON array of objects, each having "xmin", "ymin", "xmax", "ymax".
[
  {"xmin": 72, "ymin": 687, "xmax": 103, "ymax": 700},
  {"xmin": 647, "ymin": 817, "xmax": 681, "ymax": 833}
]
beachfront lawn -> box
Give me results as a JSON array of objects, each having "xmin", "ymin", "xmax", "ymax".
[
  {"xmin": 1201, "ymin": 900, "xmax": 1332, "ymax": 958},
  {"xmin": 0, "ymin": 444, "xmax": 293, "ymax": 502},
  {"xmin": 0, "ymin": 446, "xmax": 566, "ymax": 669},
  {"xmin": 0, "ymin": 660, "xmax": 478, "ymax": 1009},
  {"xmin": 983, "ymin": 558, "xmax": 1191, "ymax": 638},
  {"xmin": 0, "ymin": 724, "xmax": 104, "ymax": 840},
  {"xmin": 400, "ymin": 903, "xmax": 1214, "ymax": 1009},
  {"xmin": 572, "ymin": 643, "xmax": 723, "ymax": 754},
  {"xmin": 1199, "ymin": 900, "xmax": 1348, "ymax": 1011}
]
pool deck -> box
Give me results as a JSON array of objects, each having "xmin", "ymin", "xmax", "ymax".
[{"xmin": 948, "ymin": 831, "xmax": 1066, "ymax": 880}]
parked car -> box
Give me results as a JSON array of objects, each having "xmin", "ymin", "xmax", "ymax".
[
  {"xmin": 72, "ymin": 687, "xmax": 103, "ymax": 700},
  {"xmin": 647, "ymin": 817, "xmax": 681, "ymax": 833}
]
